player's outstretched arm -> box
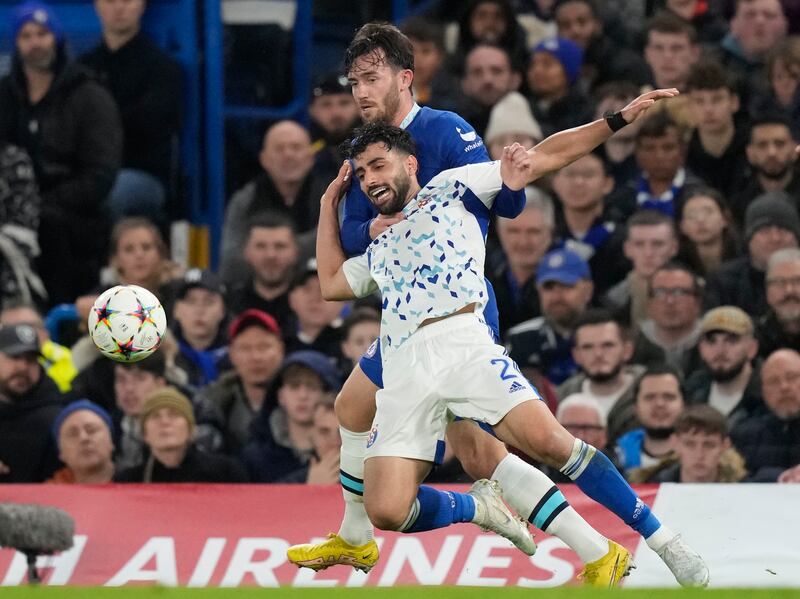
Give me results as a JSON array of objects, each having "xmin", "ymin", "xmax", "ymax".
[
  {"xmin": 317, "ymin": 161, "xmax": 359, "ymax": 301},
  {"xmin": 524, "ymin": 88, "xmax": 679, "ymax": 182}
]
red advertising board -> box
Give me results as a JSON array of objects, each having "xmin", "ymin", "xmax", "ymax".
[{"xmin": 0, "ymin": 484, "xmax": 655, "ymax": 587}]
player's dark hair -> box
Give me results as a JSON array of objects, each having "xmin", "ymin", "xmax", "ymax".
[
  {"xmin": 400, "ymin": 16, "xmax": 445, "ymax": 52},
  {"xmin": 632, "ymin": 363, "xmax": 685, "ymax": 404},
  {"xmin": 685, "ymin": 60, "xmax": 736, "ymax": 94},
  {"xmin": 636, "ymin": 112, "xmax": 681, "ymax": 144},
  {"xmin": 342, "ymin": 122, "xmax": 417, "ymax": 161},
  {"xmin": 674, "ymin": 404, "xmax": 729, "ymax": 438},
  {"xmin": 344, "ymin": 22, "xmax": 415, "ymax": 75},
  {"xmin": 573, "ymin": 308, "xmax": 629, "ymax": 342},
  {"xmin": 645, "ymin": 11, "xmax": 697, "ymax": 45},
  {"xmin": 747, "ymin": 113, "xmax": 795, "ymax": 144}
]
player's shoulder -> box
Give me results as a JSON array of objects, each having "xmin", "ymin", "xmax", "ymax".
[{"xmin": 414, "ymin": 107, "xmax": 483, "ymax": 145}]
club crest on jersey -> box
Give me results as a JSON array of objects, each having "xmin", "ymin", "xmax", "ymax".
[
  {"xmin": 366, "ymin": 425, "xmax": 379, "ymax": 448},
  {"xmin": 456, "ymin": 127, "xmax": 477, "ymax": 142},
  {"xmin": 365, "ymin": 339, "xmax": 378, "ymax": 358}
]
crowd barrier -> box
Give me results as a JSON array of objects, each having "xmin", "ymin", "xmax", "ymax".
[{"xmin": 1, "ymin": 484, "xmax": 798, "ymax": 588}]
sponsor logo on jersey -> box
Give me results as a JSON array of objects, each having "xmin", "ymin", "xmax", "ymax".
[
  {"xmin": 456, "ymin": 127, "xmax": 477, "ymax": 142},
  {"xmin": 366, "ymin": 339, "xmax": 378, "ymax": 358},
  {"xmin": 509, "ymin": 381, "xmax": 526, "ymax": 393},
  {"xmin": 463, "ymin": 140, "xmax": 485, "ymax": 153}
]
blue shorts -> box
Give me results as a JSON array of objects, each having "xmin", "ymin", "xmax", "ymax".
[{"xmin": 359, "ymin": 339, "xmax": 383, "ymax": 388}]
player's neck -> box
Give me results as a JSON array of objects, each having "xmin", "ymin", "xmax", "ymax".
[{"xmin": 389, "ymin": 96, "xmax": 416, "ymax": 127}]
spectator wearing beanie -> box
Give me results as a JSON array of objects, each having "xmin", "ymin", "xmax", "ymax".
[
  {"xmin": 47, "ymin": 400, "xmax": 115, "ymax": 484},
  {"xmin": 525, "ymin": 37, "xmax": 592, "ymax": 137},
  {"xmin": 483, "ymin": 91, "xmax": 543, "ymax": 161},
  {"xmin": 705, "ymin": 192, "xmax": 800, "ymax": 315},
  {"xmin": 115, "ymin": 387, "xmax": 247, "ymax": 483}
]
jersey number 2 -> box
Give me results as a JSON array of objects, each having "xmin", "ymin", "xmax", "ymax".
[{"xmin": 490, "ymin": 358, "xmax": 519, "ymax": 381}]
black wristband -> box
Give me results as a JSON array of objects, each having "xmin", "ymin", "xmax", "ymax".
[{"xmin": 604, "ymin": 110, "xmax": 628, "ymax": 133}]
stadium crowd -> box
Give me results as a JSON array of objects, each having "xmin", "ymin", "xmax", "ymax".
[{"xmin": 1, "ymin": 0, "xmax": 800, "ymax": 487}]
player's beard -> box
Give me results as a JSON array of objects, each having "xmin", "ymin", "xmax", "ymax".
[
  {"xmin": 708, "ymin": 357, "xmax": 747, "ymax": 383},
  {"xmin": 586, "ymin": 361, "xmax": 624, "ymax": 384},
  {"xmin": 373, "ymin": 172, "xmax": 411, "ymax": 215}
]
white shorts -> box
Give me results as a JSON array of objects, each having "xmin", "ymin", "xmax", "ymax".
[{"xmin": 365, "ymin": 312, "xmax": 540, "ymax": 462}]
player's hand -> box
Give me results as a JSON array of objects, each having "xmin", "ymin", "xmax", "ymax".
[
  {"xmin": 778, "ymin": 464, "xmax": 800, "ymax": 483},
  {"xmin": 306, "ymin": 451, "xmax": 340, "ymax": 485},
  {"xmin": 369, "ymin": 213, "xmax": 405, "ymax": 239},
  {"xmin": 500, "ymin": 143, "xmax": 532, "ymax": 191},
  {"xmin": 620, "ymin": 88, "xmax": 679, "ymax": 125},
  {"xmin": 321, "ymin": 161, "xmax": 352, "ymax": 210}
]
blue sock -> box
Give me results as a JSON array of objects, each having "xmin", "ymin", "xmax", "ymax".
[
  {"xmin": 561, "ymin": 439, "xmax": 662, "ymax": 539},
  {"xmin": 401, "ymin": 485, "xmax": 476, "ymax": 533}
]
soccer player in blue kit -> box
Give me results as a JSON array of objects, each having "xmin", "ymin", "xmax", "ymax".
[{"xmin": 287, "ymin": 23, "xmax": 708, "ymax": 588}]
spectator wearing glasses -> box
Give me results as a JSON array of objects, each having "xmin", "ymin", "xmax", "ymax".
[
  {"xmin": 731, "ymin": 348, "xmax": 800, "ymax": 482},
  {"xmin": 640, "ymin": 262, "xmax": 703, "ymax": 375},
  {"xmin": 757, "ymin": 248, "xmax": 800, "ymax": 356}
]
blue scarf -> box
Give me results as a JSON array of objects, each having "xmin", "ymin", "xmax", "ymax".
[{"xmin": 635, "ymin": 168, "xmax": 686, "ymax": 217}]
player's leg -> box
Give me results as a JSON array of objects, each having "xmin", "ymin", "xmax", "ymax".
[
  {"xmin": 492, "ymin": 398, "xmax": 709, "ymax": 587},
  {"xmin": 447, "ymin": 419, "xmax": 609, "ymax": 566},
  {"xmin": 286, "ymin": 353, "xmax": 381, "ymax": 572},
  {"xmin": 334, "ymin": 359, "xmax": 381, "ymax": 547}
]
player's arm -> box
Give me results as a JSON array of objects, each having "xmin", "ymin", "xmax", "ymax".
[
  {"xmin": 524, "ymin": 88, "xmax": 679, "ymax": 182},
  {"xmin": 317, "ymin": 162, "xmax": 376, "ymax": 301},
  {"xmin": 340, "ymin": 183, "xmax": 376, "ymax": 255},
  {"xmin": 438, "ymin": 113, "xmax": 526, "ymax": 217}
]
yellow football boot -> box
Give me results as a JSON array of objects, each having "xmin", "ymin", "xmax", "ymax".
[
  {"xmin": 287, "ymin": 533, "xmax": 379, "ymax": 573},
  {"xmin": 579, "ymin": 540, "xmax": 634, "ymax": 588}
]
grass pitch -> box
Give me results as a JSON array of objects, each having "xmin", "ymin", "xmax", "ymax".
[{"xmin": 2, "ymin": 588, "xmax": 800, "ymax": 599}]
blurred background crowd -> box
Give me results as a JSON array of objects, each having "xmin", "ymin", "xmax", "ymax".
[{"xmin": 1, "ymin": 0, "xmax": 800, "ymax": 487}]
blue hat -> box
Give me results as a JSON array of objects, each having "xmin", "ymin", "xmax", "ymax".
[
  {"xmin": 278, "ymin": 350, "xmax": 342, "ymax": 392},
  {"xmin": 532, "ymin": 37, "xmax": 583, "ymax": 85},
  {"xmin": 536, "ymin": 248, "xmax": 591, "ymax": 286},
  {"xmin": 12, "ymin": 1, "xmax": 63, "ymax": 43},
  {"xmin": 51, "ymin": 400, "xmax": 114, "ymax": 447}
]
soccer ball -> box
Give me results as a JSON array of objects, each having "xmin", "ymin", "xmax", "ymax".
[{"xmin": 88, "ymin": 285, "xmax": 167, "ymax": 362}]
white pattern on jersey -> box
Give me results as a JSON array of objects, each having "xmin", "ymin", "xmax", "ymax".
[{"xmin": 343, "ymin": 161, "xmax": 503, "ymax": 362}]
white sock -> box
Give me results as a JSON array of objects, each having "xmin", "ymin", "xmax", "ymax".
[
  {"xmin": 645, "ymin": 524, "xmax": 676, "ymax": 552},
  {"xmin": 337, "ymin": 427, "xmax": 374, "ymax": 546},
  {"xmin": 493, "ymin": 454, "xmax": 608, "ymax": 564}
]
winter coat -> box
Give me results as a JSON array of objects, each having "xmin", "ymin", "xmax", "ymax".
[{"xmin": 628, "ymin": 448, "xmax": 749, "ymax": 484}]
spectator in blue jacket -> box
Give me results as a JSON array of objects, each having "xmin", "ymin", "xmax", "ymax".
[{"xmin": 616, "ymin": 364, "xmax": 686, "ymax": 477}]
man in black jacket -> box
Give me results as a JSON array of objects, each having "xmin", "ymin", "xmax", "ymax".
[
  {"xmin": 731, "ymin": 348, "xmax": 800, "ymax": 482},
  {"xmin": 0, "ymin": 323, "xmax": 63, "ymax": 482},
  {"xmin": 0, "ymin": 1, "xmax": 123, "ymax": 304},
  {"xmin": 80, "ymin": 0, "xmax": 182, "ymax": 223}
]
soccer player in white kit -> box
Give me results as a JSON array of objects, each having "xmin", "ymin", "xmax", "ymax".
[{"xmin": 315, "ymin": 120, "xmax": 709, "ymax": 588}]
